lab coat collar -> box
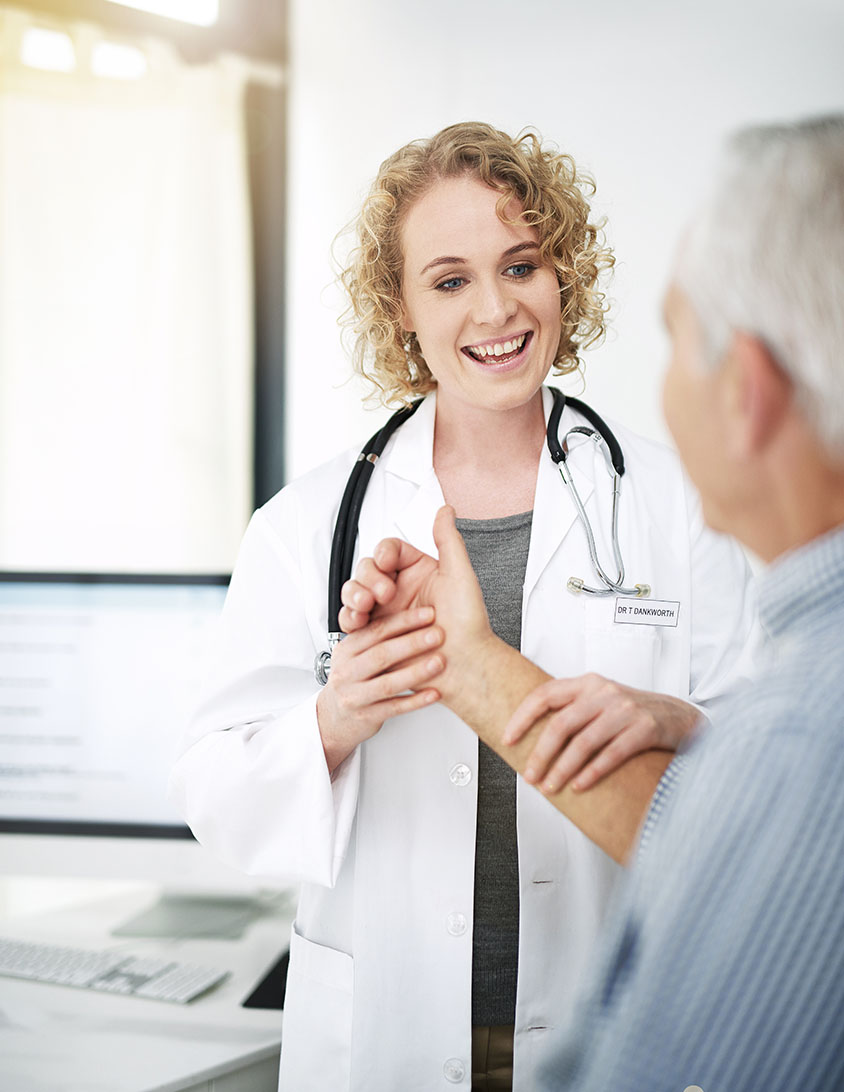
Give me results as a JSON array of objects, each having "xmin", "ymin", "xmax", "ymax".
[
  {"xmin": 383, "ymin": 390, "xmax": 438, "ymax": 486},
  {"xmin": 387, "ymin": 392, "xmax": 443, "ymax": 556},
  {"xmin": 385, "ymin": 385, "xmax": 596, "ymax": 577}
]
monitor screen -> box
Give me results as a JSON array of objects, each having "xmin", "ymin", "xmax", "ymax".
[{"xmin": 0, "ymin": 572, "xmax": 228, "ymax": 841}]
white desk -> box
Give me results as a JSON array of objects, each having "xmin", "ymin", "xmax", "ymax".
[{"xmin": 0, "ymin": 888, "xmax": 294, "ymax": 1092}]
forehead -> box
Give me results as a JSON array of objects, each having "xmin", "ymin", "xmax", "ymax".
[{"xmin": 400, "ymin": 174, "xmax": 536, "ymax": 267}]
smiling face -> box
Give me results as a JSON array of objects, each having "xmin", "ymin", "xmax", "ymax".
[{"xmin": 399, "ymin": 174, "xmax": 563, "ymax": 416}]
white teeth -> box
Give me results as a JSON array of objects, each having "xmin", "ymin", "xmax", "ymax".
[{"xmin": 467, "ymin": 333, "xmax": 527, "ymax": 360}]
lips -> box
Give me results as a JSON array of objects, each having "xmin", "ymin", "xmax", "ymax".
[{"xmin": 462, "ymin": 331, "xmax": 532, "ymax": 367}]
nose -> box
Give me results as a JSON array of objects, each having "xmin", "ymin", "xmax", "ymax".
[{"xmin": 471, "ymin": 276, "xmax": 518, "ymax": 328}]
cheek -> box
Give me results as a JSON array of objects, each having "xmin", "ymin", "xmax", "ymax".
[
  {"xmin": 661, "ymin": 362, "xmax": 683, "ymax": 440},
  {"xmin": 537, "ymin": 277, "xmax": 563, "ymax": 326}
]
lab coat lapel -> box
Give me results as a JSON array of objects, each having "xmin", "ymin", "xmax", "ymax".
[
  {"xmin": 387, "ymin": 393, "xmax": 444, "ymax": 558},
  {"xmin": 523, "ymin": 386, "xmax": 595, "ymax": 600}
]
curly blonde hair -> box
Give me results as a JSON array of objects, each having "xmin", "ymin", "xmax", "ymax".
[{"xmin": 339, "ymin": 121, "xmax": 614, "ymax": 405}]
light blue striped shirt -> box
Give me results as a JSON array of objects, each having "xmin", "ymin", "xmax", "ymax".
[{"xmin": 548, "ymin": 524, "xmax": 844, "ymax": 1092}]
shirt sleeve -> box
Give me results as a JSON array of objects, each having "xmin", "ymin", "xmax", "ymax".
[
  {"xmin": 168, "ymin": 499, "xmax": 360, "ymax": 888},
  {"xmin": 553, "ymin": 726, "xmax": 844, "ymax": 1092}
]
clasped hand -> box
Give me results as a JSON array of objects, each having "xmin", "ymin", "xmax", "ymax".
[{"xmin": 332, "ymin": 506, "xmax": 700, "ymax": 790}]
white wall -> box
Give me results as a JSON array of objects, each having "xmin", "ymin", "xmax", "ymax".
[{"xmin": 285, "ymin": 0, "xmax": 844, "ymax": 481}]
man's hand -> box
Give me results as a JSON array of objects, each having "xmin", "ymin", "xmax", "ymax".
[{"xmin": 503, "ymin": 675, "xmax": 701, "ymax": 793}]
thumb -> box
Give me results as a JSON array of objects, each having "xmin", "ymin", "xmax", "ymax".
[{"xmin": 432, "ymin": 505, "xmax": 473, "ymax": 575}]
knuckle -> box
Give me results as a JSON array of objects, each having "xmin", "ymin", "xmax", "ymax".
[
  {"xmin": 548, "ymin": 713, "xmax": 573, "ymax": 742},
  {"xmin": 374, "ymin": 672, "xmax": 398, "ymax": 699},
  {"xmin": 601, "ymin": 737, "xmax": 626, "ymax": 762},
  {"xmin": 567, "ymin": 735, "xmax": 592, "ymax": 762},
  {"xmin": 369, "ymin": 644, "xmax": 391, "ymax": 674},
  {"xmin": 599, "ymin": 679, "xmax": 621, "ymax": 702},
  {"xmin": 355, "ymin": 558, "xmax": 375, "ymax": 582}
]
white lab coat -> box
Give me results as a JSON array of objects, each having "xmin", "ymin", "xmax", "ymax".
[{"xmin": 170, "ymin": 388, "xmax": 756, "ymax": 1092}]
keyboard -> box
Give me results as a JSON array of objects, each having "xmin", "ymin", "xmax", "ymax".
[{"xmin": 0, "ymin": 936, "xmax": 229, "ymax": 1003}]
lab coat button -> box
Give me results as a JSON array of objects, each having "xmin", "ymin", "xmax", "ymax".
[
  {"xmin": 446, "ymin": 912, "xmax": 467, "ymax": 936},
  {"xmin": 449, "ymin": 763, "xmax": 472, "ymax": 786},
  {"xmin": 443, "ymin": 1057, "xmax": 466, "ymax": 1083}
]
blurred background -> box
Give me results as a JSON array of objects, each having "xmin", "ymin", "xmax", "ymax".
[
  {"xmin": 2, "ymin": 0, "xmax": 843, "ymax": 575},
  {"xmin": 0, "ymin": 0, "xmax": 842, "ymax": 913}
]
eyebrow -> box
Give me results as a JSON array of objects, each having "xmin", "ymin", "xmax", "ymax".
[{"xmin": 419, "ymin": 241, "xmax": 540, "ymax": 277}]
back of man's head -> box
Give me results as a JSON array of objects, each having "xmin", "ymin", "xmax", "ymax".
[{"xmin": 676, "ymin": 116, "xmax": 844, "ymax": 456}]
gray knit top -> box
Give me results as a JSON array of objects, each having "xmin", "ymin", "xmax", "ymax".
[{"xmin": 455, "ymin": 510, "xmax": 533, "ymax": 1028}]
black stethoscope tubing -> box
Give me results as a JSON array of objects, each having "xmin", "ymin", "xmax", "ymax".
[
  {"xmin": 314, "ymin": 387, "xmax": 633, "ymax": 685},
  {"xmin": 314, "ymin": 399, "xmax": 423, "ymax": 684},
  {"xmin": 546, "ymin": 387, "xmax": 624, "ymax": 476}
]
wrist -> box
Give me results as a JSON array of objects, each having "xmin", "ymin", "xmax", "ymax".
[
  {"xmin": 437, "ymin": 628, "xmax": 507, "ymax": 713},
  {"xmin": 316, "ymin": 689, "xmax": 357, "ymax": 775}
]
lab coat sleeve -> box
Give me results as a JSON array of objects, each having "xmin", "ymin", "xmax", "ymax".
[
  {"xmin": 168, "ymin": 501, "xmax": 359, "ymax": 889},
  {"xmin": 684, "ymin": 475, "xmax": 760, "ymax": 715}
]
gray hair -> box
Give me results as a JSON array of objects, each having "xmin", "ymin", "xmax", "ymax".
[{"xmin": 675, "ymin": 115, "xmax": 844, "ymax": 454}]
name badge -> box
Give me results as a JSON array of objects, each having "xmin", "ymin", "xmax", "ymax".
[{"xmin": 614, "ymin": 598, "xmax": 680, "ymax": 627}]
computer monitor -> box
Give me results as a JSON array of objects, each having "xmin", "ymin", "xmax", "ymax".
[{"xmin": 0, "ymin": 572, "xmax": 281, "ymax": 934}]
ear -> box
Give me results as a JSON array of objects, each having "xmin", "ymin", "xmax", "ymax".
[
  {"xmin": 399, "ymin": 295, "xmax": 413, "ymax": 335},
  {"xmin": 727, "ymin": 332, "xmax": 793, "ymax": 456}
]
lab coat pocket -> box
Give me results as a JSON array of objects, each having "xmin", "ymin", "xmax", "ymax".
[
  {"xmin": 279, "ymin": 925, "xmax": 354, "ymax": 1091},
  {"xmin": 584, "ymin": 625, "xmax": 658, "ymax": 690}
]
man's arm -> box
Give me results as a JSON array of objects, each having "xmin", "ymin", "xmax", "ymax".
[{"xmin": 341, "ymin": 506, "xmax": 677, "ymax": 864}]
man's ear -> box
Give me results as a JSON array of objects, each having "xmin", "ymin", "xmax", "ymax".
[{"xmin": 727, "ymin": 332, "xmax": 793, "ymax": 456}]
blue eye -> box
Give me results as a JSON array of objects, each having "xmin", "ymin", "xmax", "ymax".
[
  {"xmin": 436, "ymin": 276, "xmax": 464, "ymax": 291},
  {"xmin": 507, "ymin": 263, "xmax": 535, "ymax": 278}
]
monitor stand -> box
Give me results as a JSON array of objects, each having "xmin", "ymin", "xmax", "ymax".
[{"xmin": 111, "ymin": 892, "xmax": 270, "ymax": 940}]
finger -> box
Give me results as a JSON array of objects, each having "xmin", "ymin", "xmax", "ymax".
[
  {"xmin": 537, "ymin": 707, "xmax": 633, "ymax": 793},
  {"xmin": 372, "ymin": 536, "xmax": 428, "ymax": 576},
  {"xmin": 432, "ymin": 505, "xmax": 473, "ymax": 574},
  {"xmin": 357, "ymin": 650, "xmax": 446, "ymax": 705},
  {"xmin": 341, "ymin": 577, "xmax": 377, "ymax": 614},
  {"xmin": 367, "ymin": 685, "xmax": 440, "ymax": 721},
  {"xmin": 340, "ymin": 607, "xmax": 435, "ymax": 658},
  {"xmin": 338, "ymin": 604, "xmax": 370, "ymax": 633},
  {"xmin": 349, "ymin": 558, "xmax": 399, "ymax": 605},
  {"xmin": 570, "ymin": 723, "xmax": 655, "ymax": 792},
  {"xmin": 502, "ymin": 678, "xmax": 581, "ymax": 745},
  {"xmin": 354, "ymin": 625, "xmax": 444, "ymax": 683},
  {"xmin": 522, "ymin": 701, "xmax": 600, "ymax": 785}
]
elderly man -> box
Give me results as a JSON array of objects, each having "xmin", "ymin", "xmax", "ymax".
[{"xmin": 342, "ymin": 115, "xmax": 844, "ymax": 1090}]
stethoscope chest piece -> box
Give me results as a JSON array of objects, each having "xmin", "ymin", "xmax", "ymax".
[{"xmin": 547, "ymin": 388, "xmax": 651, "ymax": 599}]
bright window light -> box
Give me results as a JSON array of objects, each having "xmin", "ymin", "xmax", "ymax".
[
  {"xmin": 21, "ymin": 27, "xmax": 76, "ymax": 73},
  {"xmin": 104, "ymin": 0, "xmax": 219, "ymax": 26},
  {"xmin": 92, "ymin": 41, "xmax": 149, "ymax": 79}
]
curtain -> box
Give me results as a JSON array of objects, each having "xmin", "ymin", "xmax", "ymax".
[{"xmin": 0, "ymin": 8, "xmax": 253, "ymax": 572}]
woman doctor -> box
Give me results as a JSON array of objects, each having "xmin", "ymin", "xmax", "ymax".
[{"xmin": 170, "ymin": 122, "xmax": 755, "ymax": 1092}]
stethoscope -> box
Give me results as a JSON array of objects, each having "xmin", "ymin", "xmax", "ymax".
[{"xmin": 314, "ymin": 387, "xmax": 650, "ymax": 685}]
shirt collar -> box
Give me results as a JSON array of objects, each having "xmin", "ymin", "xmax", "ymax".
[{"xmin": 757, "ymin": 522, "xmax": 844, "ymax": 639}]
